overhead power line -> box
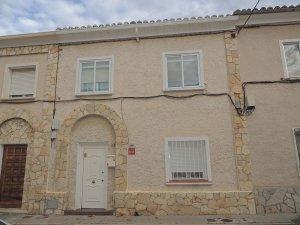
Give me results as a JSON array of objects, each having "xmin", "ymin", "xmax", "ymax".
[{"xmin": 237, "ymin": 0, "xmax": 261, "ymax": 35}]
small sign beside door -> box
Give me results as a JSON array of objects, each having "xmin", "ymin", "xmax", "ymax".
[{"xmin": 128, "ymin": 145, "xmax": 135, "ymax": 155}]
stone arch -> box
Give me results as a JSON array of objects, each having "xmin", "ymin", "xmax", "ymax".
[
  {"xmin": 55, "ymin": 103, "xmax": 128, "ymax": 195},
  {"xmin": 0, "ymin": 118, "xmax": 33, "ymax": 144},
  {"xmin": 0, "ymin": 108, "xmax": 47, "ymax": 212},
  {"xmin": 0, "ymin": 108, "xmax": 42, "ymax": 132}
]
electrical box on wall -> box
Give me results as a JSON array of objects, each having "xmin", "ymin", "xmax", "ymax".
[
  {"xmin": 52, "ymin": 119, "xmax": 60, "ymax": 130},
  {"xmin": 107, "ymin": 155, "xmax": 115, "ymax": 167},
  {"xmin": 246, "ymin": 95, "xmax": 255, "ymax": 110}
]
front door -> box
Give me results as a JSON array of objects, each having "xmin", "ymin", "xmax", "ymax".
[
  {"xmin": 0, "ymin": 144, "xmax": 27, "ymax": 208},
  {"xmin": 81, "ymin": 144, "xmax": 107, "ymax": 208}
]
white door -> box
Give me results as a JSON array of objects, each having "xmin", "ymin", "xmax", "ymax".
[{"xmin": 81, "ymin": 144, "xmax": 108, "ymax": 208}]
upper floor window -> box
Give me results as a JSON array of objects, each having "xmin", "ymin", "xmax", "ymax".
[
  {"xmin": 77, "ymin": 58, "xmax": 113, "ymax": 95},
  {"xmin": 2, "ymin": 64, "xmax": 37, "ymax": 99},
  {"xmin": 281, "ymin": 41, "xmax": 300, "ymax": 78},
  {"xmin": 165, "ymin": 137, "xmax": 212, "ymax": 184},
  {"xmin": 163, "ymin": 51, "xmax": 204, "ymax": 91},
  {"xmin": 293, "ymin": 128, "xmax": 300, "ymax": 175}
]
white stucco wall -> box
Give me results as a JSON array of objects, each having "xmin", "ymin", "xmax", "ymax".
[
  {"xmin": 0, "ymin": 34, "xmax": 238, "ymax": 194},
  {"xmin": 54, "ymin": 34, "xmax": 237, "ymax": 191},
  {"xmin": 238, "ymin": 24, "xmax": 300, "ymax": 187}
]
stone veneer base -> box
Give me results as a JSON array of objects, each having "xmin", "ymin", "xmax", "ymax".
[
  {"xmin": 114, "ymin": 191, "xmax": 256, "ymax": 216},
  {"xmin": 254, "ymin": 187, "xmax": 300, "ymax": 214}
]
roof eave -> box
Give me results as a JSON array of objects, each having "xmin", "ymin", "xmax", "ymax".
[{"xmin": 0, "ymin": 16, "xmax": 239, "ymax": 48}]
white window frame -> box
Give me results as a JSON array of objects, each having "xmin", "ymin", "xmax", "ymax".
[
  {"xmin": 76, "ymin": 57, "xmax": 114, "ymax": 96},
  {"xmin": 1, "ymin": 63, "xmax": 38, "ymax": 100},
  {"xmin": 279, "ymin": 39, "xmax": 300, "ymax": 79},
  {"xmin": 0, "ymin": 145, "xmax": 3, "ymax": 177},
  {"xmin": 163, "ymin": 50, "xmax": 205, "ymax": 91},
  {"xmin": 292, "ymin": 128, "xmax": 300, "ymax": 176},
  {"xmin": 164, "ymin": 137, "xmax": 212, "ymax": 185}
]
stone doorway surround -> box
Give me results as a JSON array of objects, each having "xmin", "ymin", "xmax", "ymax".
[
  {"xmin": 0, "ymin": 108, "xmax": 48, "ymax": 213},
  {"xmin": 50, "ymin": 103, "xmax": 129, "ymax": 214}
]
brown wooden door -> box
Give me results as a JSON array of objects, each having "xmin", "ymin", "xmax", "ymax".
[{"xmin": 0, "ymin": 144, "xmax": 27, "ymax": 208}]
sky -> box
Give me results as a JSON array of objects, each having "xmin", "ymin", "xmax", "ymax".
[{"xmin": 0, "ymin": 0, "xmax": 299, "ymax": 36}]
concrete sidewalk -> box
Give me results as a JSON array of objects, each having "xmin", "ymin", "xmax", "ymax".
[{"xmin": 0, "ymin": 213, "xmax": 299, "ymax": 225}]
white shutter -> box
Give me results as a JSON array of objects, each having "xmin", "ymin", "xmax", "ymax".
[
  {"xmin": 167, "ymin": 139, "xmax": 209, "ymax": 181},
  {"xmin": 10, "ymin": 67, "xmax": 36, "ymax": 97}
]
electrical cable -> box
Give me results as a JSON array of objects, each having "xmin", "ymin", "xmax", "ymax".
[
  {"xmin": 237, "ymin": 0, "xmax": 261, "ymax": 35},
  {"xmin": 52, "ymin": 45, "xmax": 60, "ymax": 120},
  {"xmin": 241, "ymin": 78, "xmax": 300, "ymax": 114},
  {"xmin": 0, "ymin": 92, "xmax": 241, "ymax": 114}
]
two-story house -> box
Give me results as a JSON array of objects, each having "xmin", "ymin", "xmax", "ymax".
[{"xmin": 0, "ymin": 5, "xmax": 299, "ymax": 216}]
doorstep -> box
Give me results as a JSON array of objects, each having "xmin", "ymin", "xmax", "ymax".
[
  {"xmin": 0, "ymin": 208, "xmax": 27, "ymax": 213},
  {"xmin": 64, "ymin": 208, "xmax": 114, "ymax": 215}
]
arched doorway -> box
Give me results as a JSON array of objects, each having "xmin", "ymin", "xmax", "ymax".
[
  {"xmin": 55, "ymin": 103, "xmax": 128, "ymax": 211},
  {"xmin": 69, "ymin": 115, "xmax": 116, "ymax": 209}
]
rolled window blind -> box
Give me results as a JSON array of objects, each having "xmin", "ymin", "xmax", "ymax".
[{"xmin": 10, "ymin": 67, "xmax": 35, "ymax": 97}]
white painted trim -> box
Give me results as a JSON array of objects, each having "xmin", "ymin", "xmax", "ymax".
[
  {"xmin": 0, "ymin": 145, "xmax": 3, "ymax": 177},
  {"xmin": 75, "ymin": 141, "xmax": 109, "ymax": 209},
  {"xmin": 164, "ymin": 136, "xmax": 212, "ymax": 184},
  {"xmin": 1, "ymin": 63, "xmax": 39, "ymax": 100},
  {"xmin": 292, "ymin": 128, "xmax": 300, "ymax": 176},
  {"xmin": 279, "ymin": 39, "xmax": 300, "ymax": 79},
  {"xmin": 166, "ymin": 182, "xmax": 212, "ymax": 186},
  {"xmin": 75, "ymin": 57, "xmax": 114, "ymax": 96},
  {"xmin": 162, "ymin": 50, "xmax": 205, "ymax": 91},
  {"xmin": 75, "ymin": 143, "xmax": 84, "ymax": 209}
]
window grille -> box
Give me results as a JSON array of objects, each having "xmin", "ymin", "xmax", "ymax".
[{"xmin": 165, "ymin": 138, "xmax": 210, "ymax": 182}]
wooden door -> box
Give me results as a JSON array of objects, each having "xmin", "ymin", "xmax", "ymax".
[{"xmin": 0, "ymin": 144, "xmax": 27, "ymax": 208}]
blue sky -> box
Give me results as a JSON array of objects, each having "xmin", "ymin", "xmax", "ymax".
[{"xmin": 0, "ymin": 0, "xmax": 299, "ymax": 35}]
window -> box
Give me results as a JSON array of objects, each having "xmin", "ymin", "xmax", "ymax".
[
  {"xmin": 281, "ymin": 41, "xmax": 300, "ymax": 78},
  {"xmin": 77, "ymin": 58, "xmax": 113, "ymax": 95},
  {"xmin": 293, "ymin": 128, "xmax": 300, "ymax": 174},
  {"xmin": 165, "ymin": 137, "xmax": 212, "ymax": 184},
  {"xmin": 2, "ymin": 64, "xmax": 37, "ymax": 99},
  {"xmin": 164, "ymin": 52, "xmax": 204, "ymax": 90}
]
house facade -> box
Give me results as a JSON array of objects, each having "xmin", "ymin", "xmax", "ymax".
[{"xmin": 0, "ymin": 5, "xmax": 299, "ymax": 215}]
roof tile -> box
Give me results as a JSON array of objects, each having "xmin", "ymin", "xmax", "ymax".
[{"xmin": 56, "ymin": 5, "xmax": 300, "ymax": 31}]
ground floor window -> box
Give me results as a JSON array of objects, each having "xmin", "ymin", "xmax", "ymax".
[{"xmin": 165, "ymin": 137, "xmax": 212, "ymax": 184}]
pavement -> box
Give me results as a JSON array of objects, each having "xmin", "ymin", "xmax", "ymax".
[{"xmin": 0, "ymin": 212, "xmax": 300, "ymax": 225}]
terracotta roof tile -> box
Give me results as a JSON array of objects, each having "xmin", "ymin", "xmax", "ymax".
[
  {"xmin": 55, "ymin": 14, "xmax": 230, "ymax": 31},
  {"xmin": 56, "ymin": 5, "xmax": 300, "ymax": 31},
  {"xmin": 233, "ymin": 4, "xmax": 300, "ymax": 15}
]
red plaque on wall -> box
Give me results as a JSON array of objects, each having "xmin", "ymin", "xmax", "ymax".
[{"xmin": 128, "ymin": 145, "xmax": 135, "ymax": 155}]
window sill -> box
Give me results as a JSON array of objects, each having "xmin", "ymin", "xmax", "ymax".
[
  {"xmin": 75, "ymin": 92, "xmax": 113, "ymax": 97},
  {"xmin": 1, "ymin": 97, "xmax": 36, "ymax": 101},
  {"xmin": 281, "ymin": 77, "xmax": 300, "ymax": 81},
  {"xmin": 166, "ymin": 180, "xmax": 212, "ymax": 186},
  {"xmin": 163, "ymin": 87, "xmax": 206, "ymax": 93}
]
